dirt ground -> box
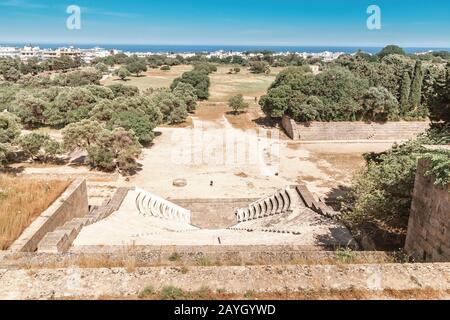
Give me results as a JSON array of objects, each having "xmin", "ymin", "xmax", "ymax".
[
  {"xmin": 117, "ymin": 64, "xmax": 393, "ymax": 199},
  {"xmin": 117, "ymin": 119, "xmax": 393, "ymax": 199}
]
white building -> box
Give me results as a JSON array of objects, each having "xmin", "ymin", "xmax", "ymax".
[
  {"xmin": 0, "ymin": 46, "xmax": 20, "ymax": 58},
  {"xmin": 80, "ymin": 47, "xmax": 115, "ymax": 63},
  {"xmin": 20, "ymin": 46, "xmax": 41, "ymax": 60}
]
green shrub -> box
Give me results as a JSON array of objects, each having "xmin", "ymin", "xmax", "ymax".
[
  {"xmin": 342, "ymin": 126, "xmax": 450, "ymax": 242},
  {"xmin": 421, "ymin": 150, "xmax": 450, "ymax": 188},
  {"xmin": 335, "ymin": 248, "xmax": 356, "ymax": 264},
  {"xmin": 160, "ymin": 286, "xmax": 185, "ymax": 300},
  {"xmin": 168, "ymin": 252, "xmax": 182, "ymax": 262},
  {"xmin": 138, "ymin": 286, "xmax": 155, "ymax": 298},
  {"xmin": 228, "ymin": 94, "xmax": 249, "ymax": 114}
]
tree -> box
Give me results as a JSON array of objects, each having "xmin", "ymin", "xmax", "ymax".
[
  {"xmin": 55, "ymin": 69, "xmax": 102, "ymax": 86},
  {"xmin": 362, "ymin": 87, "xmax": 400, "ymax": 122},
  {"xmin": 109, "ymin": 111, "xmax": 155, "ymax": 144},
  {"xmin": 249, "ymin": 61, "xmax": 270, "ymax": 74},
  {"xmin": 95, "ymin": 63, "xmax": 108, "ymax": 73},
  {"xmin": 84, "ymin": 85, "xmax": 114, "ymax": 100},
  {"xmin": 3, "ymin": 67, "xmax": 21, "ymax": 82},
  {"xmin": 126, "ymin": 61, "xmax": 147, "ymax": 77},
  {"xmin": 62, "ymin": 120, "xmax": 142, "ymax": 174},
  {"xmin": 259, "ymin": 85, "xmax": 293, "ymax": 118},
  {"xmin": 0, "ymin": 142, "xmax": 12, "ymax": 166},
  {"xmin": 378, "ymin": 45, "xmax": 406, "ymax": 59},
  {"xmin": 171, "ymin": 70, "xmax": 210, "ymax": 100},
  {"xmin": 150, "ymin": 89, "xmax": 188, "ymax": 124},
  {"xmin": 43, "ymin": 87, "xmax": 96, "ymax": 127},
  {"xmin": 262, "ymin": 65, "xmax": 388, "ymax": 121},
  {"xmin": 62, "ymin": 119, "xmax": 103, "ymax": 151},
  {"xmin": 172, "ymin": 82, "xmax": 198, "ymax": 113},
  {"xmin": 107, "ymin": 84, "xmax": 140, "ymax": 97},
  {"xmin": 430, "ymin": 63, "xmax": 450, "ymax": 123},
  {"xmin": 13, "ymin": 91, "xmax": 47, "ymax": 128},
  {"xmin": 399, "ymin": 71, "xmax": 411, "ymax": 115},
  {"xmin": 193, "ymin": 63, "xmax": 217, "ymax": 74},
  {"xmin": 291, "ymin": 95, "xmax": 322, "ymax": 122},
  {"xmin": 17, "ymin": 133, "xmax": 61, "ymax": 161},
  {"xmin": 409, "ymin": 60, "xmax": 424, "ymax": 112},
  {"xmin": 228, "ymin": 94, "xmax": 249, "ymax": 114},
  {"xmin": 0, "ymin": 112, "xmax": 21, "ymax": 144},
  {"xmin": 116, "ymin": 67, "xmax": 131, "ymax": 81}
]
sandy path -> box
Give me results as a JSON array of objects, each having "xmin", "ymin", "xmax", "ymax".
[{"xmin": 119, "ymin": 115, "xmax": 393, "ymax": 199}]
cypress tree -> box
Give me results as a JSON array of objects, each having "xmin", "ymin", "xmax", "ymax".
[
  {"xmin": 421, "ymin": 68, "xmax": 434, "ymax": 108},
  {"xmin": 409, "ymin": 61, "xmax": 424, "ymax": 111},
  {"xmin": 399, "ymin": 71, "xmax": 411, "ymax": 116},
  {"xmin": 429, "ymin": 63, "xmax": 450, "ymax": 122}
]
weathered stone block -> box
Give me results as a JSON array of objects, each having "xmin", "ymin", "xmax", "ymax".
[{"xmin": 405, "ymin": 159, "xmax": 450, "ymax": 262}]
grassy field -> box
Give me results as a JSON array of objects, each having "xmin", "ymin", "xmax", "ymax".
[
  {"xmin": 0, "ymin": 175, "xmax": 70, "ymax": 250},
  {"xmin": 102, "ymin": 65, "xmax": 193, "ymax": 92},
  {"xmin": 102, "ymin": 63, "xmax": 284, "ymax": 129},
  {"xmin": 208, "ymin": 65, "xmax": 283, "ymax": 103},
  {"xmin": 193, "ymin": 65, "xmax": 285, "ymax": 129}
]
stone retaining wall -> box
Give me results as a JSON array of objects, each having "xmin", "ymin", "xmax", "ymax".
[
  {"xmin": 0, "ymin": 248, "xmax": 392, "ymax": 268},
  {"xmin": 405, "ymin": 159, "xmax": 450, "ymax": 262},
  {"xmin": 8, "ymin": 178, "xmax": 89, "ymax": 252},
  {"xmin": 281, "ymin": 116, "xmax": 429, "ymax": 141},
  {"xmin": 281, "ymin": 115, "xmax": 300, "ymax": 139},
  {"xmin": 0, "ymin": 263, "xmax": 448, "ymax": 299}
]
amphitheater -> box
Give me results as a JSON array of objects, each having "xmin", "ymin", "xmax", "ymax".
[{"xmin": 11, "ymin": 182, "xmax": 355, "ymax": 252}]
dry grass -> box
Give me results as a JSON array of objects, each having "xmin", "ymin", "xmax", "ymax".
[
  {"xmin": 208, "ymin": 65, "xmax": 283, "ymax": 103},
  {"xmin": 93, "ymin": 288, "xmax": 450, "ymax": 301},
  {"xmin": 5, "ymin": 251, "xmax": 394, "ymax": 269},
  {"xmin": 102, "ymin": 65, "xmax": 193, "ymax": 92},
  {"xmin": 0, "ymin": 175, "xmax": 70, "ymax": 250}
]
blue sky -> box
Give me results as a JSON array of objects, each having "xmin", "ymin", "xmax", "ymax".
[{"xmin": 0, "ymin": 0, "xmax": 449, "ymax": 47}]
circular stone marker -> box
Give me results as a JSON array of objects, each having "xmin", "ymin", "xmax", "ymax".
[{"xmin": 172, "ymin": 179, "xmax": 187, "ymax": 187}]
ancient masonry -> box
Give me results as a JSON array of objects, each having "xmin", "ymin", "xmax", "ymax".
[
  {"xmin": 6, "ymin": 181, "xmax": 355, "ymax": 251},
  {"xmin": 281, "ymin": 115, "xmax": 429, "ymax": 141},
  {"xmin": 405, "ymin": 159, "xmax": 450, "ymax": 262},
  {"xmin": 8, "ymin": 179, "xmax": 89, "ymax": 253}
]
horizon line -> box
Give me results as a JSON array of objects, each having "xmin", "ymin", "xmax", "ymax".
[
  {"xmin": 0, "ymin": 40, "xmax": 450, "ymax": 49},
  {"xmin": 2, "ymin": 42, "xmax": 450, "ymax": 49}
]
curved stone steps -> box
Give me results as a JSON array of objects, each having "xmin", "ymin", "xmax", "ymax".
[
  {"xmin": 135, "ymin": 188, "xmax": 191, "ymax": 224},
  {"xmin": 235, "ymin": 187, "xmax": 293, "ymax": 223}
]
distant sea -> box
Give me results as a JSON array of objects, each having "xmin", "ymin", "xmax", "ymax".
[{"xmin": 2, "ymin": 44, "xmax": 450, "ymax": 54}]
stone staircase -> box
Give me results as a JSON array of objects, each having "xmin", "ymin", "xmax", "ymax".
[
  {"xmin": 37, "ymin": 187, "xmax": 130, "ymax": 253},
  {"xmin": 234, "ymin": 186, "xmax": 297, "ymax": 223},
  {"xmin": 296, "ymin": 185, "xmax": 338, "ymax": 219},
  {"xmin": 229, "ymin": 185, "xmax": 345, "ymax": 239},
  {"xmin": 134, "ymin": 188, "xmax": 192, "ymax": 224},
  {"xmin": 234, "ymin": 185, "xmax": 337, "ymax": 224},
  {"xmin": 86, "ymin": 184, "xmax": 118, "ymax": 207}
]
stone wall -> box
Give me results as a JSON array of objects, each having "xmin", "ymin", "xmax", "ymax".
[
  {"xmin": 280, "ymin": 116, "xmax": 429, "ymax": 141},
  {"xmin": 170, "ymin": 198, "xmax": 258, "ymax": 228},
  {"xmin": 0, "ymin": 247, "xmax": 392, "ymax": 268},
  {"xmin": 281, "ymin": 115, "xmax": 300, "ymax": 140},
  {"xmin": 9, "ymin": 178, "xmax": 89, "ymax": 252},
  {"xmin": 1, "ymin": 263, "xmax": 449, "ymax": 299},
  {"xmin": 405, "ymin": 160, "xmax": 450, "ymax": 262}
]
